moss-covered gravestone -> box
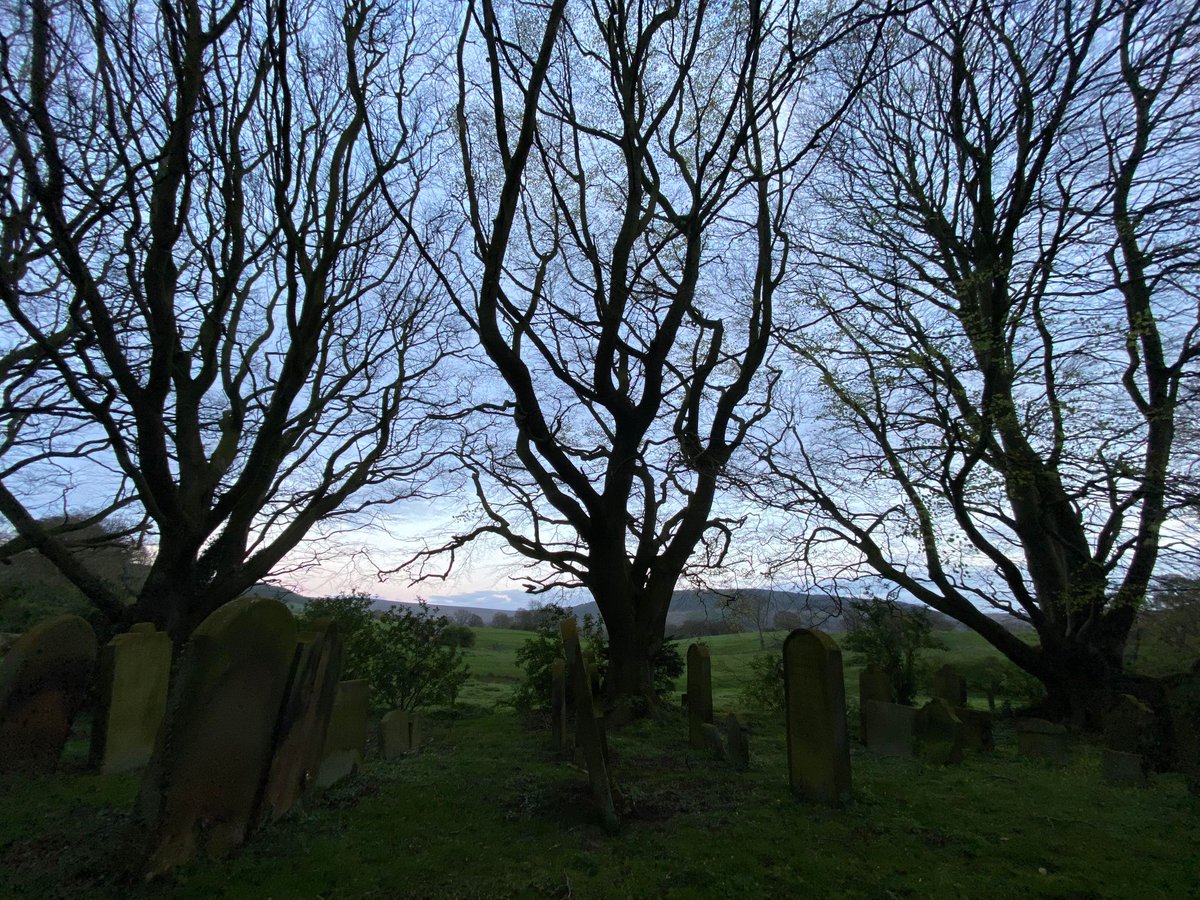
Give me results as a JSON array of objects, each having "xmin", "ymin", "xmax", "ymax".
[
  {"xmin": 723, "ymin": 713, "xmax": 750, "ymax": 770},
  {"xmin": 551, "ymin": 657, "xmax": 568, "ymax": 754},
  {"xmin": 915, "ymin": 699, "xmax": 964, "ymax": 764},
  {"xmin": 783, "ymin": 629, "xmax": 851, "ymax": 804},
  {"xmin": 1015, "ymin": 718, "xmax": 1070, "ymax": 765},
  {"xmin": 381, "ymin": 709, "xmax": 421, "ymax": 759},
  {"xmin": 687, "ymin": 643, "xmax": 713, "ymax": 750},
  {"xmin": 137, "ymin": 598, "xmax": 296, "ymax": 876},
  {"xmin": 862, "ymin": 700, "xmax": 915, "ymax": 758},
  {"xmin": 314, "ymin": 679, "xmax": 370, "ymax": 789},
  {"xmin": 955, "ymin": 707, "xmax": 994, "ymax": 752},
  {"xmin": 90, "ymin": 623, "xmax": 172, "ymax": 774},
  {"xmin": 932, "ymin": 664, "xmax": 967, "ymax": 707},
  {"xmin": 258, "ymin": 620, "xmax": 344, "ymax": 822},
  {"xmin": 858, "ymin": 664, "xmax": 893, "ymax": 740},
  {"xmin": 0, "ymin": 614, "xmax": 98, "ymax": 773},
  {"xmin": 560, "ymin": 618, "xmax": 619, "ymax": 833}
]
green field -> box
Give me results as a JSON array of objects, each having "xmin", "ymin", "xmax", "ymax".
[{"xmin": 1, "ymin": 627, "xmax": 1196, "ymax": 898}]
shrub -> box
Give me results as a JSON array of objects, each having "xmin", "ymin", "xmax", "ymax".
[
  {"xmin": 439, "ymin": 623, "xmax": 477, "ymax": 649},
  {"xmin": 741, "ymin": 650, "xmax": 785, "ymax": 712},
  {"xmin": 297, "ymin": 594, "xmax": 469, "ymax": 711},
  {"xmin": 841, "ymin": 599, "xmax": 946, "ymax": 705},
  {"xmin": 510, "ymin": 606, "xmax": 684, "ymax": 710}
]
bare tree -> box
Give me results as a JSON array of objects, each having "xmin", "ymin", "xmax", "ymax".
[
  {"xmin": 759, "ymin": 0, "xmax": 1200, "ymax": 722},
  {"xmin": 405, "ymin": 0, "xmax": 891, "ymax": 711},
  {"xmin": 0, "ymin": 0, "xmax": 455, "ymax": 638}
]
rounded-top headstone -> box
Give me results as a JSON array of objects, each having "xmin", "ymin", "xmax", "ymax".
[
  {"xmin": 782, "ymin": 629, "xmax": 851, "ymax": 804},
  {"xmin": 0, "ymin": 614, "xmax": 98, "ymax": 772},
  {"xmin": 138, "ymin": 597, "xmax": 297, "ymax": 876}
]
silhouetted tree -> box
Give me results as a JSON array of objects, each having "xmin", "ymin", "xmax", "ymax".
[{"xmin": 0, "ymin": 0, "xmax": 455, "ymax": 638}]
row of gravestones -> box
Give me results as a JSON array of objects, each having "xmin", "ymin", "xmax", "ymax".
[{"xmin": 0, "ymin": 601, "xmax": 408, "ymax": 876}]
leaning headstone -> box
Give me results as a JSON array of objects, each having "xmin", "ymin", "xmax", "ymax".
[
  {"xmin": 1102, "ymin": 748, "xmax": 1149, "ymax": 787},
  {"xmin": 560, "ymin": 619, "xmax": 619, "ymax": 833},
  {"xmin": 687, "ymin": 643, "xmax": 713, "ymax": 750},
  {"xmin": 313, "ymin": 679, "xmax": 370, "ymax": 789},
  {"xmin": 862, "ymin": 700, "xmax": 916, "ymax": 759},
  {"xmin": 932, "ymin": 664, "xmax": 967, "ymax": 707},
  {"xmin": 955, "ymin": 707, "xmax": 994, "ymax": 752},
  {"xmin": 137, "ymin": 598, "xmax": 296, "ymax": 876},
  {"xmin": 782, "ymin": 629, "xmax": 851, "ymax": 804},
  {"xmin": 90, "ymin": 623, "xmax": 172, "ymax": 774},
  {"xmin": 722, "ymin": 713, "xmax": 750, "ymax": 770},
  {"xmin": 582, "ymin": 649, "xmax": 602, "ymax": 698},
  {"xmin": 915, "ymin": 698, "xmax": 964, "ymax": 765},
  {"xmin": 0, "ymin": 615, "xmax": 98, "ymax": 773},
  {"xmin": 257, "ymin": 620, "xmax": 344, "ymax": 822},
  {"xmin": 1014, "ymin": 718, "xmax": 1070, "ymax": 765},
  {"xmin": 858, "ymin": 664, "xmax": 893, "ymax": 740},
  {"xmin": 551, "ymin": 658, "xmax": 569, "ymax": 754},
  {"xmin": 381, "ymin": 709, "xmax": 422, "ymax": 759}
]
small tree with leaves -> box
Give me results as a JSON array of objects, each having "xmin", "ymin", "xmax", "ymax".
[{"xmin": 841, "ymin": 601, "xmax": 946, "ymax": 706}]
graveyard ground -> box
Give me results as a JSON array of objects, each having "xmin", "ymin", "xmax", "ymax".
[{"xmin": 1, "ymin": 630, "xmax": 1197, "ymax": 898}]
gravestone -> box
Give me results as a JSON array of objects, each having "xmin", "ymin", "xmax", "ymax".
[
  {"xmin": 560, "ymin": 619, "xmax": 619, "ymax": 832},
  {"xmin": 723, "ymin": 713, "xmax": 750, "ymax": 770},
  {"xmin": 381, "ymin": 709, "xmax": 422, "ymax": 758},
  {"xmin": 257, "ymin": 620, "xmax": 344, "ymax": 822},
  {"xmin": 0, "ymin": 615, "xmax": 98, "ymax": 773},
  {"xmin": 90, "ymin": 623, "xmax": 172, "ymax": 774},
  {"xmin": 137, "ymin": 598, "xmax": 296, "ymax": 876},
  {"xmin": 1165, "ymin": 665, "xmax": 1200, "ymax": 794},
  {"xmin": 1015, "ymin": 718, "xmax": 1070, "ymax": 765},
  {"xmin": 955, "ymin": 707, "xmax": 994, "ymax": 752},
  {"xmin": 1102, "ymin": 748, "xmax": 1149, "ymax": 787},
  {"xmin": 862, "ymin": 700, "xmax": 916, "ymax": 758},
  {"xmin": 858, "ymin": 664, "xmax": 893, "ymax": 740},
  {"xmin": 314, "ymin": 679, "xmax": 370, "ymax": 789},
  {"xmin": 551, "ymin": 658, "xmax": 568, "ymax": 754},
  {"xmin": 687, "ymin": 643, "xmax": 713, "ymax": 750},
  {"xmin": 582, "ymin": 649, "xmax": 602, "ymax": 698},
  {"xmin": 932, "ymin": 664, "xmax": 967, "ymax": 707},
  {"xmin": 915, "ymin": 698, "xmax": 964, "ymax": 765},
  {"xmin": 700, "ymin": 723, "xmax": 728, "ymax": 761},
  {"xmin": 1104, "ymin": 694, "xmax": 1155, "ymax": 757},
  {"xmin": 782, "ymin": 629, "xmax": 851, "ymax": 804}
]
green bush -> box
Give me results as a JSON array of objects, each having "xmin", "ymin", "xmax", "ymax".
[
  {"xmin": 439, "ymin": 623, "xmax": 477, "ymax": 649},
  {"xmin": 740, "ymin": 650, "xmax": 786, "ymax": 713},
  {"xmin": 841, "ymin": 600, "xmax": 946, "ymax": 705},
  {"xmin": 510, "ymin": 606, "xmax": 684, "ymax": 711},
  {"xmin": 297, "ymin": 594, "xmax": 469, "ymax": 711}
]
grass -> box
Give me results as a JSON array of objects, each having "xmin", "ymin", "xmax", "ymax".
[{"xmin": 1, "ymin": 627, "xmax": 1197, "ymax": 898}]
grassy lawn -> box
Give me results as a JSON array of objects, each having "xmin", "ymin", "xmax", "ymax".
[{"xmin": 1, "ymin": 627, "xmax": 1196, "ymax": 898}]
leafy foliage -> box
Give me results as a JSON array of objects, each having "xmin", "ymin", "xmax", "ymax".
[
  {"xmin": 740, "ymin": 650, "xmax": 786, "ymax": 713},
  {"xmin": 509, "ymin": 605, "xmax": 683, "ymax": 710},
  {"xmin": 841, "ymin": 601, "xmax": 947, "ymax": 706},
  {"xmin": 297, "ymin": 594, "xmax": 469, "ymax": 711}
]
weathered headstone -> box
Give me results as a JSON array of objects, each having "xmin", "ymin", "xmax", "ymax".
[
  {"xmin": 0, "ymin": 615, "xmax": 98, "ymax": 773},
  {"xmin": 687, "ymin": 643, "xmax": 713, "ymax": 750},
  {"xmin": 782, "ymin": 629, "xmax": 851, "ymax": 804},
  {"xmin": 858, "ymin": 664, "xmax": 893, "ymax": 740},
  {"xmin": 1164, "ymin": 665, "xmax": 1200, "ymax": 794},
  {"xmin": 862, "ymin": 700, "xmax": 916, "ymax": 759},
  {"xmin": 380, "ymin": 708, "xmax": 422, "ymax": 759},
  {"xmin": 137, "ymin": 598, "xmax": 296, "ymax": 876},
  {"xmin": 1014, "ymin": 718, "xmax": 1070, "ymax": 765},
  {"xmin": 932, "ymin": 664, "xmax": 967, "ymax": 707},
  {"xmin": 550, "ymin": 657, "xmax": 568, "ymax": 754},
  {"xmin": 1102, "ymin": 748, "xmax": 1149, "ymax": 787},
  {"xmin": 314, "ymin": 679, "xmax": 370, "ymax": 789},
  {"xmin": 257, "ymin": 620, "xmax": 344, "ymax": 822},
  {"xmin": 560, "ymin": 618, "xmax": 619, "ymax": 833},
  {"xmin": 915, "ymin": 698, "xmax": 964, "ymax": 765},
  {"xmin": 90, "ymin": 623, "xmax": 172, "ymax": 774},
  {"xmin": 722, "ymin": 713, "xmax": 750, "ymax": 770},
  {"xmin": 1104, "ymin": 694, "xmax": 1156, "ymax": 757},
  {"xmin": 582, "ymin": 649, "xmax": 602, "ymax": 698},
  {"xmin": 955, "ymin": 707, "xmax": 994, "ymax": 752},
  {"xmin": 700, "ymin": 723, "xmax": 728, "ymax": 761}
]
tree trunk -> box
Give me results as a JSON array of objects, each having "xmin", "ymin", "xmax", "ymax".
[{"xmin": 1031, "ymin": 611, "xmax": 1139, "ymax": 729}]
